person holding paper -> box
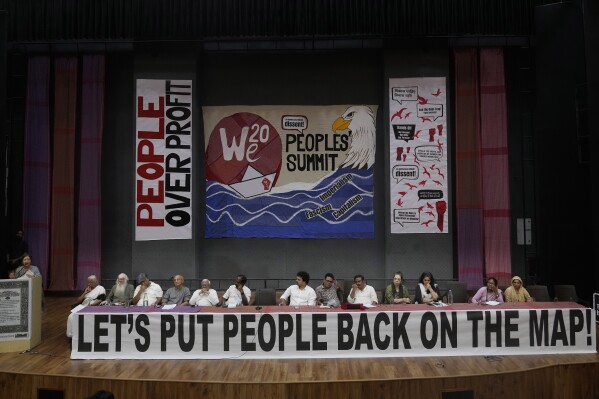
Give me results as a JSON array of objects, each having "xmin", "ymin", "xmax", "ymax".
[
  {"xmin": 471, "ymin": 277, "xmax": 504, "ymax": 304},
  {"xmin": 14, "ymin": 254, "xmax": 41, "ymax": 279},
  {"xmin": 315, "ymin": 273, "xmax": 342, "ymax": 307},
  {"xmin": 504, "ymin": 276, "xmax": 532, "ymax": 302},
  {"xmin": 348, "ymin": 274, "xmax": 378, "ymax": 305},
  {"xmin": 189, "ymin": 279, "xmax": 219, "ymax": 306},
  {"xmin": 414, "ymin": 271, "xmax": 440, "ymax": 304},
  {"xmin": 162, "ymin": 275, "xmax": 191, "ymax": 306}
]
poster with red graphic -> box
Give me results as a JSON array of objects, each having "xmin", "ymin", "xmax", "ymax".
[
  {"xmin": 135, "ymin": 79, "xmax": 192, "ymax": 241},
  {"xmin": 203, "ymin": 105, "xmax": 377, "ymax": 238},
  {"xmin": 389, "ymin": 78, "xmax": 448, "ymax": 234}
]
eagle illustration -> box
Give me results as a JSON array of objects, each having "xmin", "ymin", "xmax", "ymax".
[{"xmin": 331, "ymin": 105, "xmax": 376, "ymax": 169}]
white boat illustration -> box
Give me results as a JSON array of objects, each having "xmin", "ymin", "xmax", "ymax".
[{"xmin": 229, "ymin": 165, "xmax": 277, "ymax": 198}]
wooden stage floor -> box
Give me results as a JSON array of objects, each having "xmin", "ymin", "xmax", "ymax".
[{"xmin": 0, "ymin": 296, "xmax": 598, "ymax": 399}]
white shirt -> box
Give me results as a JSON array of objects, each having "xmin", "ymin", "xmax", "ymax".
[
  {"xmin": 348, "ymin": 285, "xmax": 378, "ymax": 304},
  {"xmin": 81, "ymin": 285, "xmax": 106, "ymax": 306},
  {"xmin": 280, "ymin": 285, "xmax": 316, "ymax": 306},
  {"xmin": 189, "ymin": 288, "xmax": 219, "ymax": 306},
  {"xmin": 222, "ymin": 285, "xmax": 251, "ymax": 306},
  {"xmin": 133, "ymin": 282, "xmax": 163, "ymax": 306}
]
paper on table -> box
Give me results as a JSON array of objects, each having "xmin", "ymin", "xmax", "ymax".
[
  {"xmin": 486, "ymin": 300, "xmax": 501, "ymax": 306},
  {"xmin": 162, "ymin": 304, "xmax": 177, "ymax": 310},
  {"xmin": 71, "ymin": 304, "xmax": 86, "ymax": 313},
  {"xmin": 363, "ymin": 304, "xmax": 377, "ymax": 308}
]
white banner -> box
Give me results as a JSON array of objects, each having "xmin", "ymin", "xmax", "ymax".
[
  {"xmin": 389, "ymin": 77, "xmax": 448, "ymax": 234},
  {"xmin": 135, "ymin": 79, "xmax": 192, "ymax": 241},
  {"xmin": 71, "ymin": 306, "xmax": 596, "ymax": 359}
]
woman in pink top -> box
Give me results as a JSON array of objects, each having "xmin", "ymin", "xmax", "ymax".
[{"xmin": 471, "ymin": 277, "xmax": 504, "ymax": 304}]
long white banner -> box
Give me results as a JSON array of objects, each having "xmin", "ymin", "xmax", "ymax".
[
  {"xmin": 71, "ymin": 307, "xmax": 596, "ymax": 359},
  {"xmin": 135, "ymin": 79, "xmax": 192, "ymax": 241}
]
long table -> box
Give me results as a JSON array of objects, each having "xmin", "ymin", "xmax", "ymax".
[{"xmin": 71, "ymin": 302, "xmax": 596, "ymax": 359}]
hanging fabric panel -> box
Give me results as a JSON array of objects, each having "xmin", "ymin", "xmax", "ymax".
[
  {"xmin": 76, "ymin": 55, "xmax": 105, "ymax": 289},
  {"xmin": 22, "ymin": 56, "xmax": 51, "ymax": 288},
  {"xmin": 479, "ymin": 48, "xmax": 512, "ymax": 286},
  {"xmin": 49, "ymin": 56, "xmax": 78, "ymax": 291},
  {"xmin": 454, "ymin": 48, "xmax": 485, "ymax": 290}
]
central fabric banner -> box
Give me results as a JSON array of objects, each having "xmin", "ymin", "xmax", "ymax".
[{"xmin": 203, "ymin": 105, "xmax": 377, "ymax": 238}]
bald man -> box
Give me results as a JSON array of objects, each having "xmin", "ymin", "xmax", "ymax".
[{"xmin": 162, "ymin": 275, "xmax": 191, "ymax": 306}]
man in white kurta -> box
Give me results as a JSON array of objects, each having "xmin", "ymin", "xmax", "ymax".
[
  {"xmin": 189, "ymin": 279, "xmax": 219, "ymax": 306},
  {"xmin": 132, "ymin": 273, "xmax": 163, "ymax": 306},
  {"xmin": 66, "ymin": 275, "xmax": 106, "ymax": 337},
  {"xmin": 279, "ymin": 271, "xmax": 316, "ymax": 306},
  {"xmin": 347, "ymin": 274, "xmax": 378, "ymax": 304},
  {"xmin": 222, "ymin": 274, "xmax": 251, "ymax": 307}
]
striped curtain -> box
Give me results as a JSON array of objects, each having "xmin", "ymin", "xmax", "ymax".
[
  {"xmin": 49, "ymin": 57, "xmax": 78, "ymax": 291},
  {"xmin": 22, "ymin": 57, "xmax": 51, "ymax": 288},
  {"xmin": 454, "ymin": 48, "xmax": 485, "ymax": 290},
  {"xmin": 76, "ymin": 55, "xmax": 105, "ymax": 289},
  {"xmin": 454, "ymin": 48, "xmax": 512, "ymax": 289},
  {"xmin": 479, "ymin": 48, "xmax": 512, "ymax": 285}
]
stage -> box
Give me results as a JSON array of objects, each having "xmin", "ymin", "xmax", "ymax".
[{"xmin": 0, "ymin": 296, "xmax": 598, "ymax": 398}]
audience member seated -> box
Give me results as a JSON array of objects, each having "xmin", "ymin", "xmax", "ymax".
[
  {"xmin": 101, "ymin": 273, "xmax": 134, "ymax": 305},
  {"xmin": 132, "ymin": 273, "xmax": 162, "ymax": 306},
  {"xmin": 315, "ymin": 272, "xmax": 342, "ymax": 307},
  {"xmin": 189, "ymin": 279, "xmax": 219, "ymax": 306},
  {"xmin": 347, "ymin": 274, "xmax": 378, "ymax": 305},
  {"xmin": 383, "ymin": 271, "xmax": 411, "ymax": 304},
  {"xmin": 162, "ymin": 274, "xmax": 191, "ymax": 306},
  {"xmin": 414, "ymin": 271, "xmax": 440, "ymax": 304},
  {"xmin": 222, "ymin": 274, "xmax": 251, "ymax": 307},
  {"xmin": 279, "ymin": 271, "xmax": 316, "ymax": 306},
  {"xmin": 66, "ymin": 275, "xmax": 106, "ymax": 337},
  {"xmin": 471, "ymin": 277, "xmax": 504, "ymax": 304},
  {"xmin": 504, "ymin": 275, "xmax": 532, "ymax": 302},
  {"xmin": 14, "ymin": 254, "xmax": 41, "ymax": 279}
]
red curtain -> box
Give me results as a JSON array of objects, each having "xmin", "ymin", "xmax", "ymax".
[
  {"xmin": 454, "ymin": 48, "xmax": 485, "ymax": 290},
  {"xmin": 76, "ymin": 55, "xmax": 105, "ymax": 289},
  {"xmin": 480, "ymin": 48, "xmax": 512, "ymax": 286},
  {"xmin": 454, "ymin": 48, "xmax": 512, "ymax": 289},
  {"xmin": 49, "ymin": 57, "xmax": 78, "ymax": 291}
]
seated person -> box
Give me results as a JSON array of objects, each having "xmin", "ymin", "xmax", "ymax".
[
  {"xmin": 162, "ymin": 275, "xmax": 191, "ymax": 306},
  {"xmin": 66, "ymin": 275, "xmax": 106, "ymax": 337},
  {"xmin": 414, "ymin": 271, "xmax": 440, "ymax": 304},
  {"xmin": 504, "ymin": 276, "xmax": 532, "ymax": 302},
  {"xmin": 383, "ymin": 271, "xmax": 411, "ymax": 304},
  {"xmin": 471, "ymin": 277, "xmax": 504, "ymax": 304},
  {"xmin": 347, "ymin": 274, "xmax": 378, "ymax": 305},
  {"xmin": 222, "ymin": 274, "xmax": 251, "ymax": 307},
  {"xmin": 279, "ymin": 271, "xmax": 316, "ymax": 306},
  {"xmin": 189, "ymin": 279, "xmax": 219, "ymax": 306},
  {"xmin": 131, "ymin": 273, "xmax": 162, "ymax": 306},
  {"xmin": 101, "ymin": 273, "xmax": 134, "ymax": 305},
  {"xmin": 315, "ymin": 273, "xmax": 342, "ymax": 307}
]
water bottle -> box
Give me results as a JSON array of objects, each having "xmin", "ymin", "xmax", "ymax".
[
  {"xmin": 448, "ymin": 289, "xmax": 453, "ymax": 305},
  {"xmin": 143, "ymin": 293, "xmax": 148, "ymax": 307}
]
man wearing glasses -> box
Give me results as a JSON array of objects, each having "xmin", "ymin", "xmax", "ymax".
[
  {"xmin": 222, "ymin": 274, "xmax": 252, "ymax": 307},
  {"xmin": 348, "ymin": 274, "xmax": 378, "ymax": 305},
  {"xmin": 315, "ymin": 273, "xmax": 342, "ymax": 307}
]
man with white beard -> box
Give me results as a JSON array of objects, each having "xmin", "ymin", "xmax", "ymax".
[{"xmin": 101, "ymin": 273, "xmax": 135, "ymax": 305}]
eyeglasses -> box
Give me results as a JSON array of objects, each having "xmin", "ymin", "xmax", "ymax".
[{"xmin": 324, "ymin": 279, "xmax": 334, "ymax": 283}]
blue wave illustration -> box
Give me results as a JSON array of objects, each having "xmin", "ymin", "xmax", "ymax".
[{"xmin": 206, "ymin": 167, "xmax": 374, "ymax": 238}]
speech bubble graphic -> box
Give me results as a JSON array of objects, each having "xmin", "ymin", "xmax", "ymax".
[
  {"xmin": 392, "ymin": 165, "xmax": 419, "ymax": 183},
  {"xmin": 392, "ymin": 124, "xmax": 415, "ymax": 142},
  {"xmin": 392, "ymin": 86, "xmax": 418, "ymax": 105},
  {"xmin": 418, "ymin": 190, "xmax": 444, "ymax": 200},
  {"xmin": 281, "ymin": 115, "xmax": 308, "ymax": 134},
  {"xmin": 417, "ymin": 103, "xmax": 444, "ymax": 121},
  {"xmin": 415, "ymin": 146, "xmax": 443, "ymax": 162},
  {"xmin": 393, "ymin": 208, "xmax": 420, "ymax": 227}
]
